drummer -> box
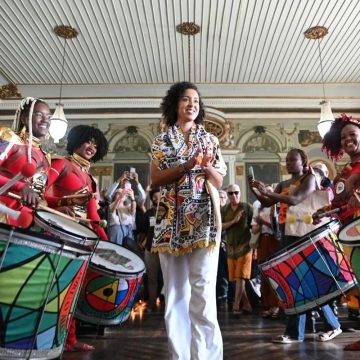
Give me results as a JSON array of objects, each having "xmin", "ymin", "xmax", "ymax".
[
  {"xmin": 250, "ymin": 148, "xmax": 342, "ymax": 344},
  {"xmin": 0, "ymin": 97, "xmax": 51, "ymax": 225},
  {"xmin": 315, "ymin": 114, "xmax": 360, "ymax": 351},
  {"xmin": 45, "ymin": 124, "xmax": 109, "ymax": 352}
]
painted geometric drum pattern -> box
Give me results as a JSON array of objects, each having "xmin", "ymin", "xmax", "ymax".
[
  {"xmin": 75, "ymin": 267, "xmax": 143, "ymax": 326},
  {"xmin": 259, "ymin": 220, "xmax": 358, "ymax": 315},
  {"xmin": 338, "ymin": 218, "xmax": 360, "ymax": 310},
  {"xmin": 0, "ymin": 229, "xmax": 89, "ymax": 359},
  {"xmin": 75, "ymin": 241, "xmax": 145, "ymax": 326}
]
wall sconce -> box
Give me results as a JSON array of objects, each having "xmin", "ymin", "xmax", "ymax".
[
  {"xmin": 304, "ymin": 26, "xmax": 335, "ymax": 138},
  {"xmin": 50, "ymin": 25, "xmax": 78, "ymax": 143}
]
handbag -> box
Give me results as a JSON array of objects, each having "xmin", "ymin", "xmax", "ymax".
[
  {"xmin": 123, "ymin": 235, "xmax": 141, "ymax": 254},
  {"xmin": 285, "ymin": 189, "xmax": 330, "ymax": 237}
]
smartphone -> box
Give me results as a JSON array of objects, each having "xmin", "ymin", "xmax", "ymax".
[
  {"xmin": 124, "ymin": 182, "xmax": 132, "ymax": 190},
  {"xmin": 130, "ymin": 167, "xmax": 136, "ymax": 178},
  {"xmin": 248, "ymin": 166, "xmax": 255, "ymax": 182}
]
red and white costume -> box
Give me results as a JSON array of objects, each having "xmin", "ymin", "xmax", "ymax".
[
  {"xmin": 46, "ymin": 154, "xmax": 107, "ymax": 241},
  {"xmin": 0, "ymin": 127, "xmax": 50, "ymax": 226}
]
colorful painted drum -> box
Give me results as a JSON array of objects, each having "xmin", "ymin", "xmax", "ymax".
[
  {"xmin": 259, "ymin": 219, "xmax": 358, "ymax": 315},
  {"xmin": 0, "ymin": 223, "xmax": 91, "ymax": 359},
  {"xmin": 34, "ymin": 210, "xmax": 98, "ymax": 248},
  {"xmin": 338, "ymin": 218, "xmax": 360, "ymax": 281},
  {"xmin": 75, "ymin": 241, "xmax": 145, "ymax": 326},
  {"xmin": 338, "ymin": 217, "xmax": 360, "ymax": 247},
  {"xmin": 338, "ymin": 218, "xmax": 360, "ymax": 309}
]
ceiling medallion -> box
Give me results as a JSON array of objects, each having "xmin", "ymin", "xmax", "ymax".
[
  {"xmin": 176, "ymin": 22, "xmax": 200, "ymax": 36},
  {"xmin": 54, "ymin": 25, "xmax": 79, "ymax": 39},
  {"xmin": 0, "ymin": 83, "xmax": 21, "ymax": 99},
  {"xmin": 304, "ymin": 26, "xmax": 328, "ymax": 40}
]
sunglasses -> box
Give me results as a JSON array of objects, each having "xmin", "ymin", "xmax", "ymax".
[{"xmin": 227, "ymin": 191, "xmax": 240, "ymax": 196}]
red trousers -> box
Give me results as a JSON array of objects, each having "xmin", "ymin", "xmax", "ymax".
[{"xmin": 257, "ymin": 234, "xmax": 280, "ymax": 308}]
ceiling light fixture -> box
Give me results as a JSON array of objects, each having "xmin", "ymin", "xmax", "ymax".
[
  {"xmin": 304, "ymin": 26, "xmax": 335, "ymax": 138},
  {"xmin": 50, "ymin": 25, "xmax": 78, "ymax": 143},
  {"xmin": 176, "ymin": 22, "xmax": 200, "ymax": 82}
]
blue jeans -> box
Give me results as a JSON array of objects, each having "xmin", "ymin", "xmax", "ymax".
[
  {"xmin": 216, "ymin": 243, "xmax": 229, "ymax": 302},
  {"xmin": 281, "ymin": 234, "xmax": 340, "ymax": 340},
  {"xmin": 109, "ymin": 224, "xmax": 134, "ymax": 245},
  {"xmin": 285, "ymin": 305, "xmax": 340, "ymax": 340}
]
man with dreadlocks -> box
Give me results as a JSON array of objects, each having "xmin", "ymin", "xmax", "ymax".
[
  {"xmin": 45, "ymin": 124, "xmax": 109, "ymax": 352},
  {"xmin": 0, "ymin": 97, "xmax": 51, "ymax": 225}
]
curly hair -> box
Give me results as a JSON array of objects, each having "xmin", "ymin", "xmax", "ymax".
[
  {"xmin": 160, "ymin": 81, "xmax": 205, "ymax": 126},
  {"xmin": 322, "ymin": 114, "xmax": 360, "ymax": 160},
  {"xmin": 66, "ymin": 125, "xmax": 109, "ymax": 163}
]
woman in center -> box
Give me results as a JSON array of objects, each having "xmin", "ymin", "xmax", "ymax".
[{"xmin": 150, "ymin": 82, "xmax": 227, "ymax": 359}]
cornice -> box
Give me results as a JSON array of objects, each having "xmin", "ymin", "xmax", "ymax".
[{"xmin": 1, "ymin": 97, "xmax": 359, "ymax": 111}]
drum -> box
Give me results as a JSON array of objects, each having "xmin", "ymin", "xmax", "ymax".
[
  {"xmin": 75, "ymin": 241, "xmax": 145, "ymax": 326},
  {"xmin": 34, "ymin": 210, "xmax": 98, "ymax": 248},
  {"xmin": 338, "ymin": 218, "xmax": 360, "ymax": 306},
  {"xmin": 0, "ymin": 223, "xmax": 91, "ymax": 360},
  {"xmin": 338, "ymin": 217, "xmax": 360, "ymax": 247},
  {"xmin": 258, "ymin": 219, "xmax": 357, "ymax": 315}
]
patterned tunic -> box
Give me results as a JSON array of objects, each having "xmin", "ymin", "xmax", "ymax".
[{"xmin": 151, "ymin": 124, "xmax": 227, "ymax": 255}]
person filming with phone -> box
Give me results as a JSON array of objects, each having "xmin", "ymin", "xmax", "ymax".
[
  {"xmin": 106, "ymin": 168, "xmax": 146, "ymax": 204},
  {"xmin": 108, "ymin": 177, "xmax": 137, "ymax": 246}
]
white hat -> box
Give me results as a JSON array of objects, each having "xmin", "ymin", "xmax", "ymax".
[{"xmin": 312, "ymin": 162, "xmax": 329, "ymax": 177}]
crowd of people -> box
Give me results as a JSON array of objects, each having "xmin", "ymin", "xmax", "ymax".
[{"xmin": 0, "ymin": 83, "xmax": 359, "ymax": 359}]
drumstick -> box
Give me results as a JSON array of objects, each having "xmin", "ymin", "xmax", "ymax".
[
  {"xmin": 312, "ymin": 205, "xmax": 348, "ymax": 220},
  {"xmin": 61, "ymin": 193, "xmax": 91, "ymax": 199},
  {"xmin": 353, "ymin": 191, "xmax": 360, "ymax": 203},
  {"xmin": 0, "ymin": 163, "xmax": 37, "ymax": 196},
  {"xmin": 7, "ymin": 192, "xmax": 107, "ymax": 228},
  {"xmin": 0, "ymin": 203, "xmax": 33, "ymax": 228}
]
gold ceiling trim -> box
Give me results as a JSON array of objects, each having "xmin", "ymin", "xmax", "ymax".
[
  {"xmin": 54, "ymin": 25, "xmax": 79, "ymax": 39},
  {"xmin": 205, "ymin": 116, "xmax": 234, "ymax": 149},
  {"xmin": 176, "ymin": 22, "xmax": 200, "ymax": 81},
  {"xmin": 304, "ymin": 26, "xmax": 328, "ymax": 40},
  {"xmin": 176, "ymin": 22, "xmax": 200, "ymax": 36},
  {"xmin": 0, "ymin": 83, "xmax": 21, "ymax": 99}
]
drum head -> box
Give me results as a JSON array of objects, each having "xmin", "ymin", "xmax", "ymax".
[
  {"xmin": 91, "ymin": 241, "xmax": 145, "ymax": 276},
  {"xmin": 34, "ymin": 210, "xmax": 98, "ymax": 240},
  {"xmin": 339, "ymin": 217, "xmax": 360, "ymax": 246}
]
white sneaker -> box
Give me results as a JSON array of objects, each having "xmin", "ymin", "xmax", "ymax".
[
  {"xmin": 272, "ymin": 335, "xmax": 303, "ymax": 344},
  {"xmin": 317, "ymin": 328, "xmax": 342, "ymax": 342}
]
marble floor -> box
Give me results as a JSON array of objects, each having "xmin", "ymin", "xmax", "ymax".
[{"xmin": 62, "ymin": 302, "xmax": 360, "ymax": 360}]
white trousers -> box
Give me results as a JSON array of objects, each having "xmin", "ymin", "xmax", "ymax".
[{"xmin": 159, "ymin": 247, "xmax": 223, "ymax": 360}]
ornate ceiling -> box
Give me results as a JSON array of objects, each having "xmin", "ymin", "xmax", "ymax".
[{"xmin": 1, "ymin": 0, "xmax": 360, "ymax": 117}]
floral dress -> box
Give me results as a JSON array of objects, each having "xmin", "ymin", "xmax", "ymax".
[{"xmin": 151, "ymin": 124, "xmax": 227, "ymax": 255}]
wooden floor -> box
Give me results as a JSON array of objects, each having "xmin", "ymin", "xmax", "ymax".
[{"xmin": 63, "ymin": 302, "xmax": 360, "ymax": 360}]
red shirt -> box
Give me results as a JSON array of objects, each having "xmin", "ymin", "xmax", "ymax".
[
  {"xmin": 0, "ymin": 131, "xmax": 50, "ymax": 225},
  {"xmin": 46, "ymin": 157, "xmax": 107, "ymax": 240}
]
